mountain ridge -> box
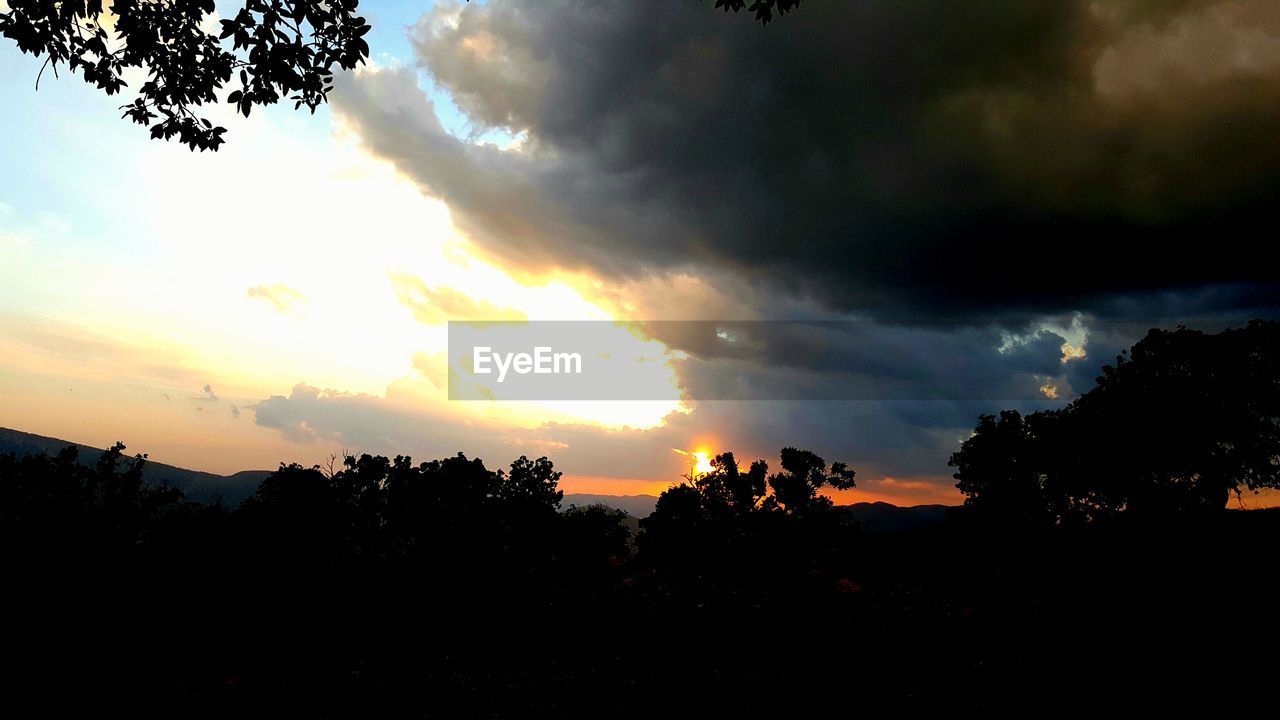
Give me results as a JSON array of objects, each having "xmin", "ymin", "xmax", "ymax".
[{"xmin": 0, "ymin": 426, "xmax": 269, "ymax": 505}]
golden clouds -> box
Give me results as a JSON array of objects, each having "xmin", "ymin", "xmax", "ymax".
[
  {"xmin": 391, "ymin": 272, "xmax": 526, "ymax": 324},
  {"xmin": 247, "ymin": 284, "xmax": 307, "ymax": 313}
]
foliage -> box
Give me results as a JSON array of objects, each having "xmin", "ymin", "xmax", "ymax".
[
  {"xmin": 710, "ymin": 0, "xmax": 805, "ymax": 25},
  {"xmin": 763, "ymin": 446, "xmax": 857, "ymax": 513},
  {"xmin": 5, "ymin": 321, "xmax": 1280, "ymax": 712},
  {"xmin": 694, "ymin": 451, "xmax": 769, "ymax": 515},
  {"xmin": 0, "ymin": 0, "xmax": 371, "ymax": 150},
  {"xmin": 950, "ymin": 409, "xmax": 1054, "ymax": 524},
  {"xmin": 951, "ymin": 320, "xmax": 1280, "ymax": 521},
  {"xmin": 640, "ymin": 447, "xmax": 860, "ymax": 594},
  {"xmin": 644, "ymin": 446, "xmax": 855, "ymax": 535},
  {"xmin": 4, "ymin": 413, "xmax": 1280, "ymax": 712},
  {"xmin": 0, "ymin": 441, "xmax": 182, "ymax": 560}
]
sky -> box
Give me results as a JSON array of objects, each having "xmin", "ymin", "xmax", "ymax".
[{"xmin": 2, "ymin": 0, "xmax": 1280, "ymax": 506}]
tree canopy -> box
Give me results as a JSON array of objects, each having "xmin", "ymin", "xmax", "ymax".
[
  {"xmin": 5, "ymin": 364, "xmax": 1280, "ymax": 713},
  {"xmin": 1, "ymin": 0, "xmax": 371, "ymax": 150},
  {"xmin": 951, "ymin": 320, "xmax": 1280, "ymax": 522}
]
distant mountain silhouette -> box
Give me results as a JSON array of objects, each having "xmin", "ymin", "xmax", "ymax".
[
  {"xmin": 0, "ymin": 427, "xmax": 269, "ymax": 505},
  {"xmin": 562, "ymin": 493, "xmax": 659, "ymax": 518},
  {"xmin": 837, "ymin": 501, "xmax": 950, "ymax": 533}
]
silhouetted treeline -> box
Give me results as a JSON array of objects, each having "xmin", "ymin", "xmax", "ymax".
[
  {"xmin": 4, "ymin": 322, "xmax": 1280, "ymax": 715},
  {"xmin": 952, "ymin": 320, "xmax": 1280, "ymax": 523}
]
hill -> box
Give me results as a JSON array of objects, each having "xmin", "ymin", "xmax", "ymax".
[
  {"xmin": 838, "ymin": 501, "xmax": 950, "ymax": 533},
  {"xmin": 562, "ymin": 493, "xmax": 659, "ymax": 518},
  {"xmin": 0, "ymin": 427, "xmax": 269, "ymax": 505}
]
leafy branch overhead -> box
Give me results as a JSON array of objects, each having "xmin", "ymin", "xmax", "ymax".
[
  {"xmin": 0, "ymin": 0, "xmax": 371, "ymax": 151},
  {"xmin": 711, "ymin": 0, "xmax": 804, "ymax": 25},
  {"xmin": 0, "ymin": 1, "xmax": 798, "ymax": 151}
]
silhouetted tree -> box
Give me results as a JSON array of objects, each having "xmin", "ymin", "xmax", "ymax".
[
  {"xmin": 762, "ymin": 447, "xmax": 856, "ymax": 514},
  {"xmin": 1075, "ymin": 321, "xmax": 1280, "ymax": 512},
  {"xmin": 560, "ymin": 502, "xmax": 633, "ymax": 576},
  {"xmin": 5, "ymin": 430, "xmax": 1279, "ymax": 714},
  {"xmin": 645, "ymin": 446, "xmax": 855, "ymax": 530},
  {"xmin": 691, "ymin": 451, "xmax": 768, "ymax": 516},
  {"xmin": 0, "ymin": 441, "xmax": 182, "ymax": 560},
  {"xmin": 949, "ymin": 410, "xmax": 1052, "ymax": 524},
  {"xmin": 498, "ymin": 455, "xmax": 564, "ymax": 509},
  {"xmin": 638, "ymin": 482, "xmax": 707, "ymax": 556},
  {"xmin": 1, "ymin": 0, "xmax": 370, "ymax": 149},
  {"xmin": 640, "ymin": 446, "xmax": 858, "ymax": 581},
  {"xmin": 710, "ymin": 0, "xmax": 805, "ymax": 24},
  {"xmin": 953, "ymin": 321, "xmax": 1280, "ymax": 521}
]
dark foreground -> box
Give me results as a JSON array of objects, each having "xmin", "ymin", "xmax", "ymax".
[{"xmin": 4, "ymin": 446, "xmax": 1278, "ymax": 717}]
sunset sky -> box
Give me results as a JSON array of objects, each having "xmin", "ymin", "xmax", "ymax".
[{"xmin": 3, "ymin": 0, "xmax": 1280, "ymax": 506}]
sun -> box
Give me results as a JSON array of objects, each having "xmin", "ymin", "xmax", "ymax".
[
  {"xmin": 692, "ymin": 450, "xmax": 714, "ymax": 476},
  {"xmin": 672, "ymin": 447, "xmax": 717, "ymax": 478}
]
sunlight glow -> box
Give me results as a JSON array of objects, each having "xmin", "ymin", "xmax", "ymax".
[
  {"xmin": 673, "ymin": 447, "xmax": 715, "ymax": 477},
  {"xmin": 121, "ymin": 115, "xmax": 684, "ymax": 430},
  {"xmin": 693, "ymin": 450, "xmax": 715, "ymax": 476}
]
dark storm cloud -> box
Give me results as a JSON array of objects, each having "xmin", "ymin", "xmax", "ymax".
[
  {"xmin": 316, "ymin": 1, "xmax": 1280, "ymax": 496},
  {"xmin": 334, "ymin": 0, "xmax": 1280, "ymax": 318},
  {"xmin": 640, "ymin": 320, "xmax": 1068, "ymax": 400}
]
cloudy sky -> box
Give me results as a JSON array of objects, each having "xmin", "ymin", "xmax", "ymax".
[{"xmin": 3, "ymin": 0, "xmax": 1279, "ymax": 505}]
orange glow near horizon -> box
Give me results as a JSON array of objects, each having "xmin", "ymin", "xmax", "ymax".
[
  {"xmin": 559, "ymin": 475, "xmax": 678, "ymax": 497},
  {"xmin": 824, "ymin": 480, "xmax": 965, "ymax": 508},
  {"xmin": 1234, "ymin": 487, "xmax": 1280, "ymax": 510}
]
